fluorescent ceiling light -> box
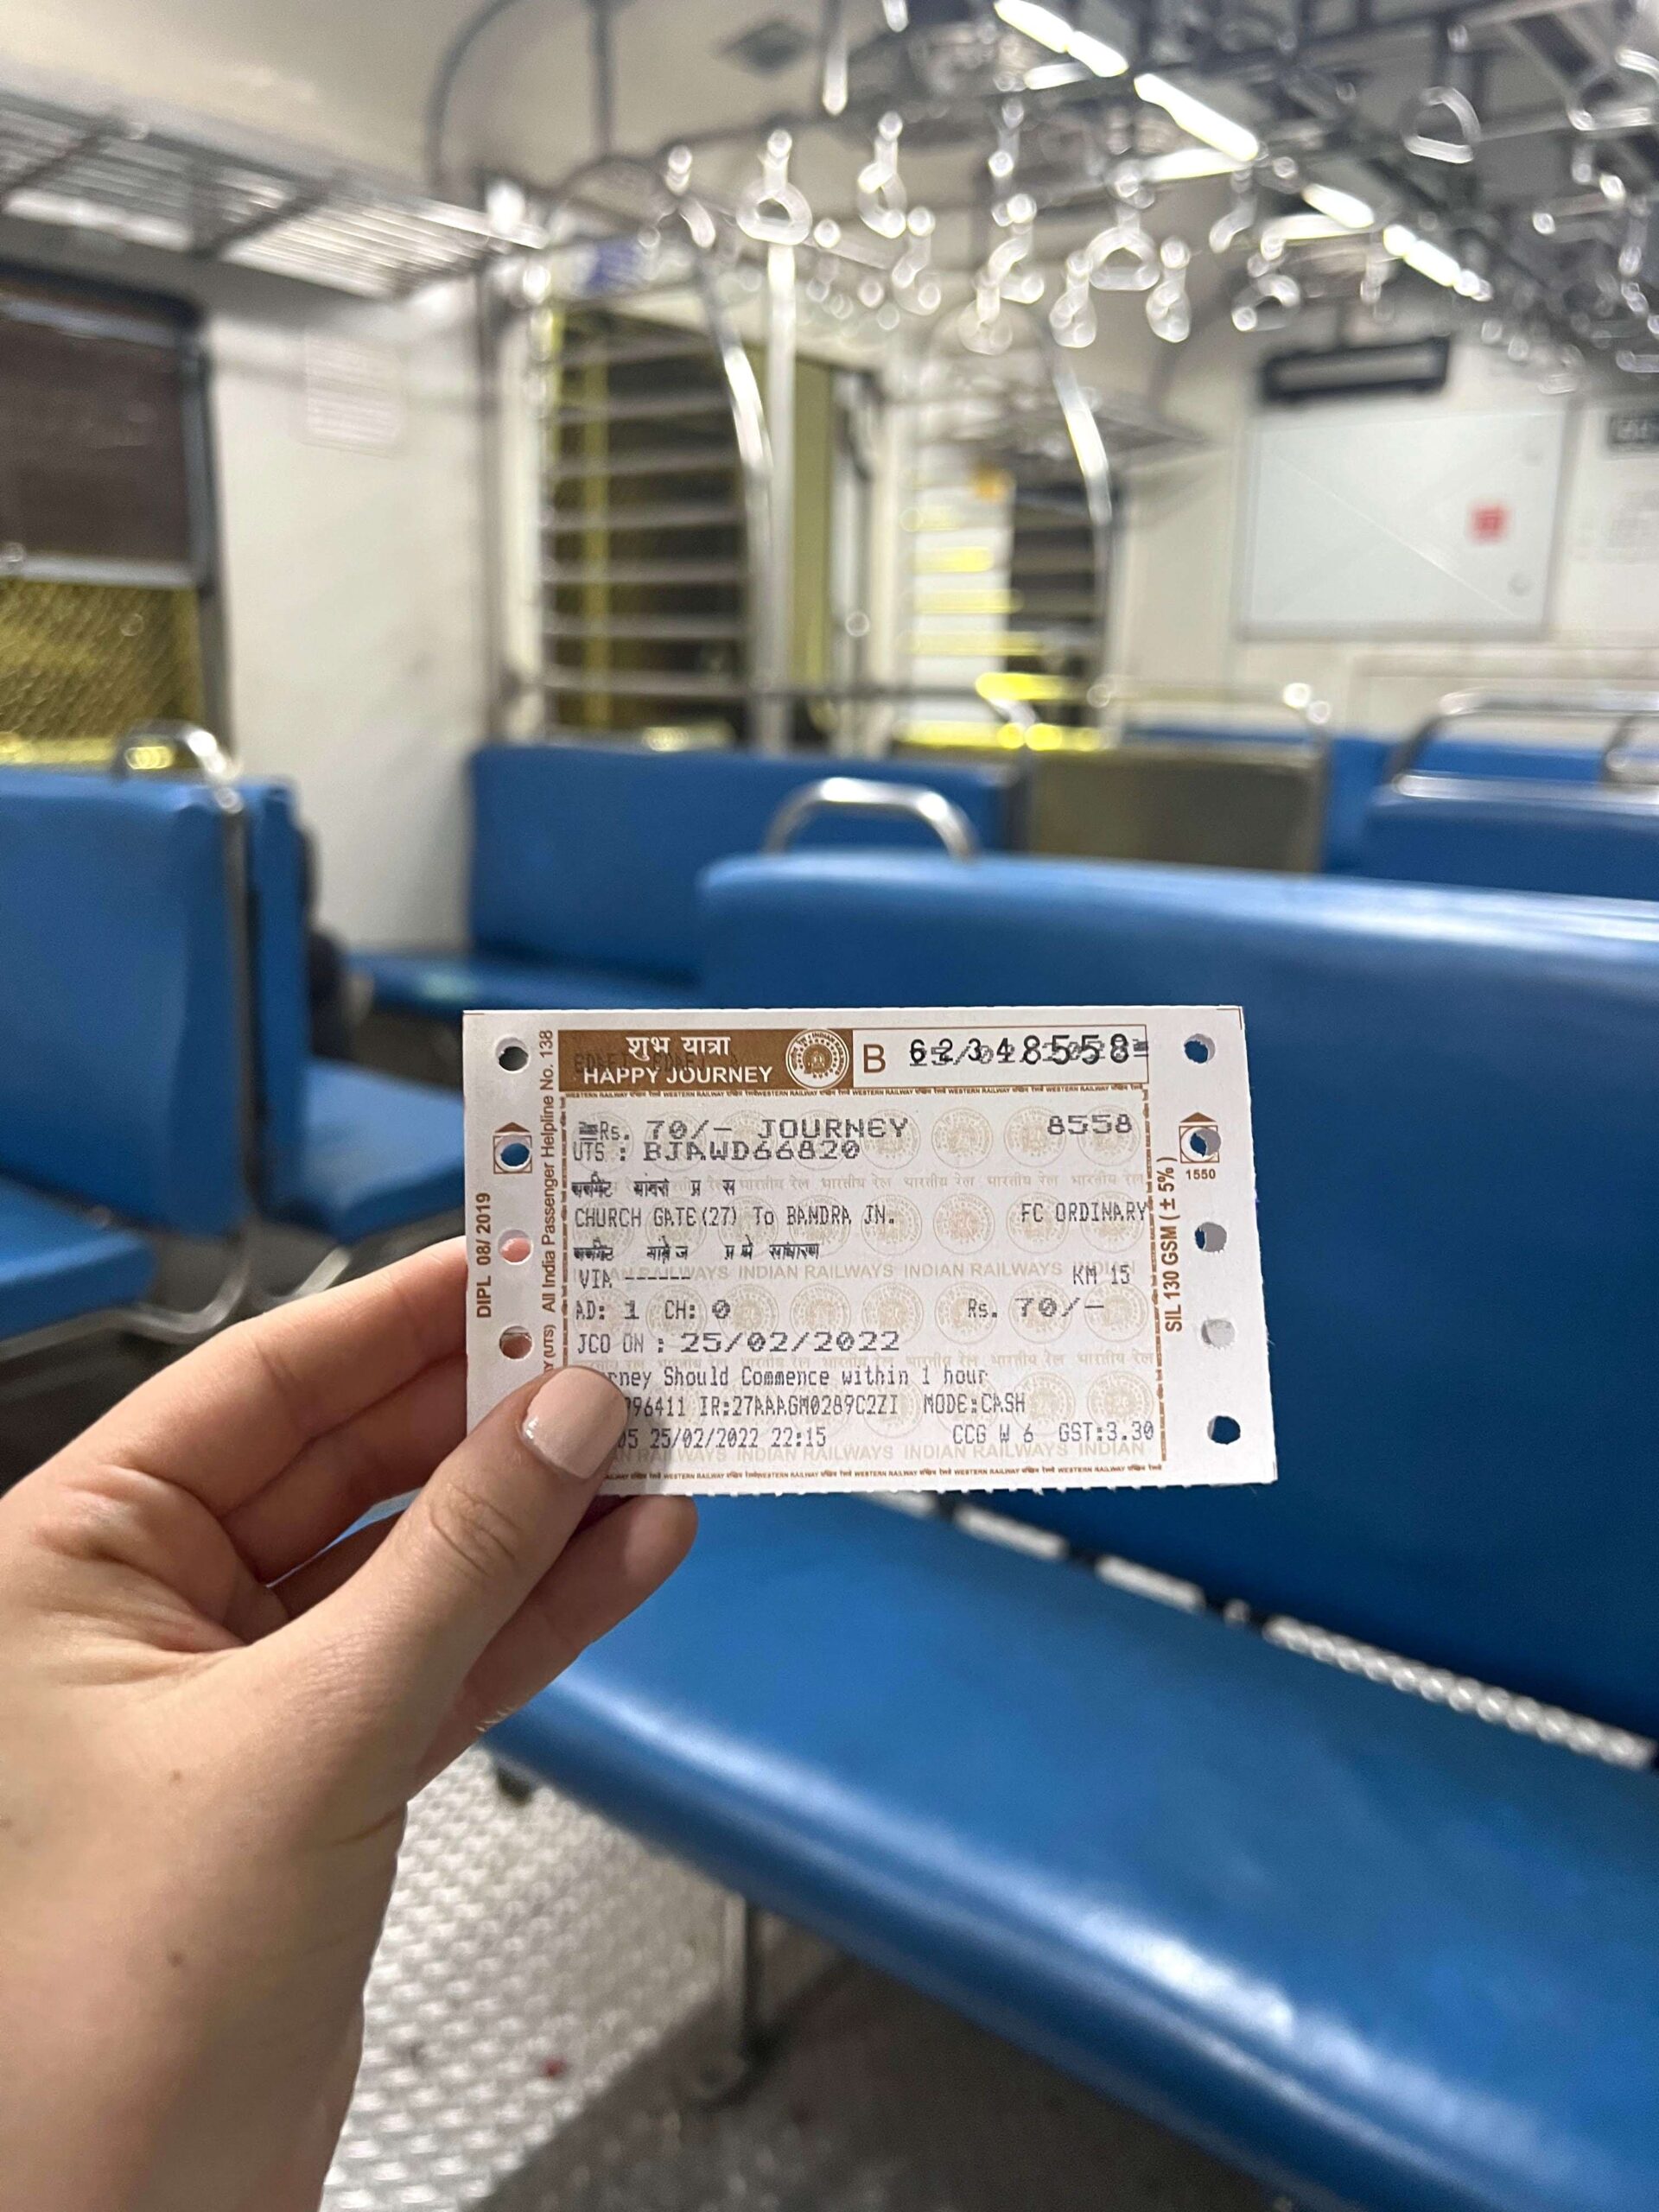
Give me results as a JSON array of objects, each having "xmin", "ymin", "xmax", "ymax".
[
  {"xmin": 995, "ymin": 1, "xmax": 1126, "ymax": 77},
  {"xmin": 1024, "ymin": 60, "xmax": 1085, "ymax": 87},
  {"xmin": 1382, "ymin": 222, "xmax": 1459, "ymax": 286},
  {"xmin": 994, "ymin": 1, "xmax": 1071, "ymax": 53},
  {"xmin": 1302, "ymin": 182, "xmax": 1375, "ymax": 231},
  {"xmin": 1141, "ymin": 147, "xmax": 1236, "ymax": 181},
  {"xmin": 1134, "ymin": 73, "xmax": 1260, "ymax": 164},
  {"xmin": 1382, "ymin": 220, "xmax": 1492, "ymax": 301},
  {"xmin": 1068, "ymin": 27, "xmax": 1128, "ymax": 76},
  {"xmin": 1266, "ymin": 213, "xmax": 1354, "ymax": 245}
]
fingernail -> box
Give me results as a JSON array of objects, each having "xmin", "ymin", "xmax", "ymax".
[{"xmin": 520, "ymin": 1368, "xmax": 626, "ymax": 1484}]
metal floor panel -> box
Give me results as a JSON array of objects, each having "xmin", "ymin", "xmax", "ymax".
[
  {"xmin": 492, "ymin": 1955, "xmax": 1270, "ymax": 2212},
  {"xmin": 329, "ymin": 1753, "xmax": 1269, "ymax": 2212},
  {"xmin": 324, "ymin": 1753, "xmax": 729, "ymax": 2211}
]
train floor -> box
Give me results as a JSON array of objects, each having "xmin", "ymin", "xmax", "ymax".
[
  {"xmin": 3, "ymin": 1338, "xmax": 1273, "ymax": 2212},
  {"xmin": 328, "ymin": 1752, "xmax": 1271, "ymax": 2212}
]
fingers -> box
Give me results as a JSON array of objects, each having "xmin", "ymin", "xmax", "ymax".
[
  {"xmin": 275, "ymin": 1491, "xmax": 625, "ymax": 1624},
  {"xmin": 271, "ymin": 1515, "xmax": 395, "ymax": 1619},
  {"xmin": 416, "ymin": 1496, "xmax": 697, "ymax": 1788},
  {"xmin": 225, "ymin": 1355, "xmax": 467, "ymax": 1585},
  {"xmin": 65, "ymin": 1241, "xmax": 467, "ymax": 1517},
  {"xmin": 301, "ymin": 1366, "xmax": 629, "ymax": 1733}
]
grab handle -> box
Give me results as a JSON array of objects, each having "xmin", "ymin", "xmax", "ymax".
[
  {"xmin": 764, "ymin": 776, "xmax": 979, "ymax": 858},
  {"xmin": 1389, "ymin": 689, "xmax": 1659, "ymax": 785}
]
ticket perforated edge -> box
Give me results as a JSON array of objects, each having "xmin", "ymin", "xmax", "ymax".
[{"xmin": 464, "ymin": 1005, "xmax": 1275, "ymax": 1495}]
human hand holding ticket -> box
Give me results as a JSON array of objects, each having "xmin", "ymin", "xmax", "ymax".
[{"xmin": 466, "ymin": 1006, "xmax": 1274, "ymax": 1494}]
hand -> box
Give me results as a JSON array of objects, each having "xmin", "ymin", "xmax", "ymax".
[{"xmin": 0, "ymin": 1239, "xmax": 695, "ymax": 2212}]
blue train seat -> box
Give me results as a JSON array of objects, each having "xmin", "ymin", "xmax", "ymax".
[
  {"xmin": 1323, "ymin": 733, "xmax": 1600, "ymax": 872},
  {"xmin": 244, "ymin": 782, "xmax": 463, "ymax": 1245},
  {"xmin": 359, "ymin": 742, "xmax": 1024, "ymax": 1021},
  {"xmin": 0, "ymin": 774, "xmax": 246, "ymax": 1342},
  {"xmin": 494, "ymin": 852, "xmax": 1659, "ymax": 2212},
  {"xmin": 1351, "ymin": 774, "xmax": 1659, "ymax": 899},
  {"xmin": 1036, "ymin": 725, "xmax": 1600, "ymax": 875},
  {"xmin": 0, "ymin": 1170, "xmax": 157, "ymax": 1339}
]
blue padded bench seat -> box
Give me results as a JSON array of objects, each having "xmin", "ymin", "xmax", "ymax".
[
  {"xmin": 1353, "ymin": 779, "xmax": 1659, "ymax": 901},
  {"xmin": 361, "ymin": 948, "xmax": 705, "ymax": 1019},
  {"xmin": 1325, "ymin": 735, "xmax": 1600, "ymax": 874},
  {"xmin": 0, "ymin": 772, "xmax": 247, "ymax": 1346},
  {"xmin": 981, "ymin": 728, "xmax": 1600, "ymax": 877},
  {"xmin": 245, "ymin": 784, "xmax": 463, "ymax": 1245},
  {"xmin": 483, "ymin": 847, "xmax": 1659, "ymax": 2212},
  {"xmin": 697, "ymin": 852, "xmax": 1659, "ymax": 1732},
  {"xmin": 496, "ymin": 1496, "xmax": 1659, "ymax": 2212},
  {"xmin": 0, "ymin": 774, "xmax": 245, "ymax": 1241},
  {"xmin": 361, "ymin": 741, "xmax": 1025, "ymax": 1023},
  {"xmin": 0, "ymin": 1177, "xmax": 156, "ymax": 1338},
  {"xmin": 293, "ymin": 1062, "xmax": 465, "ymax": 1243}
]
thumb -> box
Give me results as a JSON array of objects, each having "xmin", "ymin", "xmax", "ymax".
[{"xmin": 302, "ymin": 1365, "xmax": 628, "ymax": 1739}]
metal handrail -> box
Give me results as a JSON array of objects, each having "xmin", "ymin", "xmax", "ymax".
[
  {"xmin": 745, "ymin": 678, "xmax": 1331, "ymax": 753},
  {"xmin": 1087, "ymin": 680, "xmax": 1333, "ymax": 734},
  {"xmin": 111, "ymin": 718, "xmax": 239, "ymax": 797},
  {"xmin": 1604, "ymin": 718, "xmax": 1659, "ymax": 786},
  {"xmin": 0, "ymin": 1226, "xmax": 257, "ymax": 1368},
  {"xmin": 118, "ymin": 1229, "xmax": 257, "ymax": 1346},
  {"xmin": 763, "ymin": 775, "xmax": 979, "ymax": 859},
  {"xmin": 1389, "ymin": 689, "xmax": 1659, "ymax": 786},
  {"xmin": 1042, "ymin": 333, "xmax": 1114, "ymax": 704}
]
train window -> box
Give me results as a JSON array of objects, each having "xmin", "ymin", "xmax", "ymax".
[{"xmin": 0, "ymin": 268, "xmax": 218, "ymax": 754}]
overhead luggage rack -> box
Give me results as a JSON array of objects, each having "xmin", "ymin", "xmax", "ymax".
[{"xmin": 0, "ymin": 78, "xmax": 543, "ymax": 298}]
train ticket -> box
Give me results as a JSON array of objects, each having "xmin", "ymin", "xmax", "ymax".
[{"xmin": 464, "ymin": 1007, "xmax": 1274, "ymax": 1495}]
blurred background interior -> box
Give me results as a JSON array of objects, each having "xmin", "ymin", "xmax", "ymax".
[{"xmin": 2, "ymin": 3, "xmax": 1659, "ymax": 2209}]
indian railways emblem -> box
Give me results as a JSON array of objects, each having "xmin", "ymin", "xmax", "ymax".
[{"xmin": 785, "ymin": 1027, "xmax": 849, "ymax": 1089}]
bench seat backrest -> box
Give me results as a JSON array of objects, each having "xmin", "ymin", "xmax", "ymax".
[
  {"xmin": 1325, "ymin": 734, "xmax": 1601, "ymax": 872},
  {"xmin": 699, "ymin": 849, "xmax": 1659, "ymax": 1740},
  {"xmin": 1351, "ymin": 778, "xmax": 1659, "ymax": 900},
  {"xmin": 467, "ymin": 743, "xmax": 1024, "ymax": 980},
  {"xmin": 240, "ymin": 779, "xmax": 313, "ymax": 1218},
  {"xmin": 1033, "ymin": 728, "xmax": 1602, "ymax": 875},
  {"xmin": 0, "ymin": 772, "xmax": 246, "ymax": 1235}
]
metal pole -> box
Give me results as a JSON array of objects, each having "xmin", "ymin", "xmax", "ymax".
[
  {"xmin": 689, "ymin": 1893, "xmax": 767, "ymax": 2104},
  {"xmin": 759, "ymin": 226, "xmax": 797, "ymax": 753},
  {"xmin": 1045, "ymin": 339, "xmax": 1115, "ymax": 715},
  {"xmin": 588, "ymin": 0, "xmax": 615, "ymax": 158},
  {"xmin": 722, "ymin": 1891, "xmax": 766, "ymax": 2059},
  {"xmin": 821, "ymin": 0, "xmax": 849, "ymax": 117}
]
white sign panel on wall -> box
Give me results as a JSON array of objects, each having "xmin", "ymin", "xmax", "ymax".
[
  {"xmin": 1238, "ymin": 402, "xmax": 1565, "ymax": 638},
  {"xmin": 1555, "ymin": 404, "xmax": 1659, "ymax": 639}
]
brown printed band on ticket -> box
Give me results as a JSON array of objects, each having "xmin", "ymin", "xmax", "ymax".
[
  {"xmin": 466, "ymin": 1005, "xmax": 1274, "ymax": 1498},
  {"xmin": 556, "ymin": 1027, "xmax": 856, "ymax": 1093}
]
